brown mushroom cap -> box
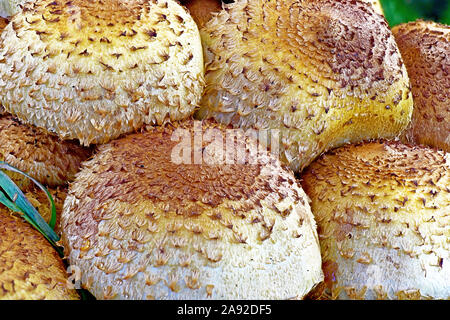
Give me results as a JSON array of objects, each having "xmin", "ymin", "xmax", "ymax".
[
  {"xmin": 60, "ymin": 119, "xmax": 323, "ymax": 300},
  {"xmin": 196, "ymin": 0, "xmax": 413, "ymax": 173},
  {"xmin": 301, "ymin": 141, "xmax": 450, "ymax": 300},
  {"xmin": 0, "ymin": 208, "xmax": 79, "ymax": 300},
  {"xmin": 182, "ymin": 0, "xmax": 222, "ymax": 29},
  {"xmin": 0, "ymin": 114, "xmax": 92, "ymax": 187},
  {"xmin": 392, "ymin": 21, "xmax": 450, "ymax": 152},
  {"xmin": 0, "ymin": 0, "xmax": 204, "ymax": 146}
]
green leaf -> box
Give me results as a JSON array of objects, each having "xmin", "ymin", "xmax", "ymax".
[
  {"xmin": 0, "ymin": 162, "xmax": 61, "ymax": 249},
  {"xmin": 442, "ymin": 3, "xmax": 450, "ymax": 24},
  {"xmin": 380, "ymin": 0, "xmax": 422, "ymax": 27}
]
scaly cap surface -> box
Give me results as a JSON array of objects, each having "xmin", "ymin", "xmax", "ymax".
[
  {"xmin": 0, "ymin": 0, "xmax": 205, "ymax": 145},
  {"xmin": 197, "ymin": 0, "xmax": 413, "ymax": 172},
  {"xmin": 0, "ymin": 208, "xmax": 79, "ymax": 300},
  {"xmin": 61, "ymin": 119, "xmax": 323, "ymax": 299},
  {"xmin": 393, "ymin": 20, "xmax": 450, "ymax": 152},
  {"xmin": 302, "ymin": 141, "xmax": 450, "ymax": 300},
  {"xmin": 0, "ymin": 114, "xmax": 92, "ymax": 187}
]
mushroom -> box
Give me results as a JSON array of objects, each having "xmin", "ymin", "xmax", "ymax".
[
  {"xmin": 0, "ymin": 114, "xmax": 92, "ymax": 188},
  {"xmin": 0, "ymin": 16, "xmax": 6, "ymax": 116},
  {"xmin": 60, "ymin": 119, "xmax": 323, "ymax": 300},
  {"xmin": 363, "ymin": 0, "xmax": 384, "ymax": 15},
  {"xmin": 181, "ymin": 0, "xmax": 223, "ymax": 29},
  {"xmin": 196, "ymin": 0, "xmax": 413, "ymax": 173},
  {"xmin": 0, "ymin": 0, "xmax": 205, "ymax": 146},
  {"xmin": 392, "ymin": 21, "xmax": 450, "ymax": 152},
  {"xmin": 301, "ymin": 140, "xmax": 450, "ymax": 300},
  {"xmin": 0, "ymin": 208, "xmax": 79, "ymax": 299}
]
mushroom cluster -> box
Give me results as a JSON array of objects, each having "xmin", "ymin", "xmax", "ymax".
[{"xmin": 0, "ymin": 0, "xmax": 448, "ymax": 300}]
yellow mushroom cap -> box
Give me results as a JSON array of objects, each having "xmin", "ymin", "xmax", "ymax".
[
  {"xmin": 60, "ymin": 119, "xmax": 323, "ymax": 300},
  {"xmin": 0, "ymin": 114, "xmax": 92, "ymax": 187},
  {"xmin": 0, "ymin": 0, "xmax": 205, "ymax": 146},
  {"xmin": 301, "ymin": 141, "xmax": 450, "ymax": 300},
  {"xmin": 393, "ymin": 21, "xmax": 450, "ymax": 152},
  {"xmin": 0, "ymin": 208, "xmax": 79, "ymax": 300},
  {"xmin": 196, "ymin": 0, "xmax": 413, "ymax": 173}
]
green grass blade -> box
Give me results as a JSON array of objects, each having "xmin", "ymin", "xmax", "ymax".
[
  {"xmin": 0, "ymin": 168, "xmax": 60, "ymax": 243},
  {"xmin": 0, "ymin": 189, "xmax": 23, "ymax": 213},
  {"xmin": 0, "ymin": 161, "xmax": 57, "ymax": 229}
]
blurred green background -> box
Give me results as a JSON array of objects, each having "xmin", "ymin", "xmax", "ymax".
[{"xmin": 380, "ymin": 0, "xmax": 450, "ymax": 26}]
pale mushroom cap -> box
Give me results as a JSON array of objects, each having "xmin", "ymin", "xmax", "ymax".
[
  {"xmin": 393, "ymin": 21, "xmax": 450, "ymax": 152},
  {"xmin": 182, "ymin": 0, "xmax": 222, "ymax": 29},
  {"xmin": 60, "ymin": 119, "xmax": 323, "ymax": 300},
  {"xmin": 196, "ymin": 0, "xmax": 413, "ymax": 173},
  {"xmin": 0, "ymin": 0, "xmax": 205, "ymax": 146},
  {"xmin": 301, "ymin": 141, "xmax": 450, "ymax": 300},
  {"xmin": 0, "ymin": 208, "xmax": 79, "ymax": 300},
  {"xmin": 0, "ymin": 114, "xmax": 92, "ymax": 187}
]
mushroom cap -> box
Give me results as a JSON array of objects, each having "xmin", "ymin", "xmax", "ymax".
[
  {"xmin": 182, "ymin": 0, "xmax": 222, "ymax": 29},
  {"xmin": 0, "ymin": 114, "xmax": 92, "ymax": 187},
  {"xmin": 60, "ymin": 119, "xmax": 323, "ymax": 300},
  {"xmin": 196, "ymin": 0, "xmax": 413, "ymax": 173},
  {"xmin": 362, "ymin": 0, "xmax": 383, "ymax": 15},
  {"xmin": 392, "ymin": 21, "xmax": 450, "ymax": 152},
  {"xmin": 0, "ymin": 0, "xmax": 204, "ymax": 146},
  {"xmin": 0, "ymin": 208, "xmax": 79, "ymax": 300},
  {"xmin": 301, "ymin": 141, "xmax": 450, "ymax": 300}
]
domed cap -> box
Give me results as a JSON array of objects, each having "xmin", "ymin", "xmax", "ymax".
[
  {"xmin": 196, "ymin": 0, "xmax": 413, "ymax": 173},
  {"xmin": 0, "ymin": 0, "xmax": 205, "ymax": 146},
  {"xmin": 0, "ymin": 208, "xmax": 79, "ymax": 299},
  {"xmin": 393, "ymin": 20, "xmax": 450, "ymax": 152},
  {"xmin": 301, "ymin": 141, "xmax": 450, "ymax": 299},
  {"xmin": 0, "ymin": 114, "xmax": 92, "ymax": 187},
  {"xmin": 60, "ymin": 119, "xmax": 323, "ymax": 299}
]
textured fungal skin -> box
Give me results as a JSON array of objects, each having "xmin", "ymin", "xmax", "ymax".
[
  {"xmin": 362, "ymin": 0, "xmax": 383, "ymax": 15},
  {"xmin": 0, "ymin": 208, "xmax": 79, "ymax": 300},
  {"xmin": 60, "ymin": 119, "xmax": 323, "ymax": 300},
  {"xmin": 182, "ymin": 0, "xmax": 222, "ymax": 29},
  {"xmin": 196, "ymin": 0, "xmax": 413, "ymax": 173},
  {"xmin": 0, "ymin": 0, "xmax": 204, "ymax": 146},
  {"xmin": 393, "ymin": 21, "xmax": 450, "ymax": 152},
  {"xmin": 301, "ymin": 141, "xmax": 450, "ymax": 300},
  {"xmin": 0, "ymin": 115, "xmax": 92, "ymax": 187}
]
